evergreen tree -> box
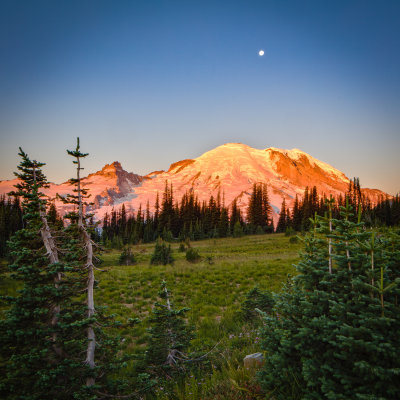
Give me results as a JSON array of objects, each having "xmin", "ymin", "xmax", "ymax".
[
  {"xmin": 276, "ymin": 198, "xmax": 287, "ymax": 233},
  {"xmin": 150, "ymin": 239, "xmax": 174, "ymax": 265},
  {"xmin": 145, "ymin": 281, "xmax": 194, "ymax": 382},
  {"xmin": 159, "ymin": 181, "xmax": 174, "ymax": 234},
  {"xmin": 292, "ymin": 193, "xmax": 303, "ymax": 232},
  {"xmin": 259, "ymin": 204, "xmax": 400, "ymax": 399},
  {"xmin": 262, "ymin": 184, "xmax": 274, "ymax": 232},
  {"xmin": 47, "ymin": 201, "xmax": 64, "ymax": 230},
  {"xmin": 61, "ymin": 138, "xmax": 125, "ymax": 393},
  {"xmin": 233, "ymin": 220, "xmax": 244, "ymax": 237},
  {"xmin": 154, "ymin": 192, "xmax": 160, "ymax": 233},
  {"xmin": 63, "ymin": 137, "xmax": 99, "ymax": 387},
  {"xmin": 229, "ymin": 198, "xmax": 242, "ymax": 233},
  {"xmin": 247, "ymin": 183, "xmax": 273, "ymax": 232},
  {"xmin": 218, "ymin": 206, "xmax": 229, "ymax": 237},
  {"xmin": 120, "ymin": 203, "xmax": 127, "ymax": 243},
  {"xmin": 0, "ymin": 148, "xmax": 84, "ymax": 399},
  {"xmin": 241, "ymin": 286, "xmax": 274, "ymax": 322},
  {"xmin": 119, "ymin": 247, "xmax": 136, "ymax": 265},
  {"xmin": 185, "ymin": 247, "xmax": 201, "ymax": 262}
]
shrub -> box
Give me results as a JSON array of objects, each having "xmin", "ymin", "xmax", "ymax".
[
  {"xmin": 205, "ymin": 255, "xmax": 214, "ymax": 265},
  {"xmin": 255, "ymin": 226, "xmax": 264, "ymax": 235},
  {"xmin": 118, "ymin": 247, "xmax": 136, "ymax": 265},
  {"xmin": 178, "ymin": 243, "xmax": 186, "ymax": 252},
  {"xmin": 284, "ymin": 226, "xmax": 295, "ymax": 236},
  {"xmin": 150, "ymin": 240, "xmax": 174, "ymax": 265},
  {"xmin": 161, "ymin": 228, "xmax": 174, "ymax": 242},
  {"xmin": 233, "ymin": 221, "xmax": 244, "ymax": 238},
  {"xmin": 185, "ymin": 247, "xmax": 201, "ymax": 263},
  {"xmin": 289, "ymin": 236, "xmax": 298, "ymax": 244}
]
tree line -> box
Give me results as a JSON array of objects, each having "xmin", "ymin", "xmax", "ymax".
[
  {"xmin": 276, "ymin": 178, "xmax": 400, "ymax": 233},
  {"xmin": 101, "ymin": 179, "xmax": 399, "ymax": 248},
  {"xmin": 0, "ymin": 175, "xmax": 398, "ymax": 255},
  {"xmin": 101, "ymin": 182, "xmax": 273, "ymax": 247}
]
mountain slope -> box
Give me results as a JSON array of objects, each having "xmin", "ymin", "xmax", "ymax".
[
  {"xmin": 0, "ymin": 161, "xmax": 143, "ymax": 215},
  {"xmin": 0, "ymin": 144, "xmax": 388, "ymax": 224},
  {"xmin": 120, "ymin": 143, "xmax": 356, "ymax": 222}
]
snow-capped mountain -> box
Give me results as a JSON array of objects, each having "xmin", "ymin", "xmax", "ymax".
[
  {"xmin": 0, "ymin": 161, "xmax": 143, "ymax": 215},
  {"xmin": 0, "ymin": 143, "xmax": 388, "ymax": 224}
]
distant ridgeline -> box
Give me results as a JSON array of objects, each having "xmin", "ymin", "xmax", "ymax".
[{"xmin": 0, "ymin": 179, "xmax": 399, "ymax": 255}]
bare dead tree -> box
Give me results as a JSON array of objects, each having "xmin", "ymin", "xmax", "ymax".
[{"xmin": 66, "ymin": 138, "xmax": 97, "ymax": 386}]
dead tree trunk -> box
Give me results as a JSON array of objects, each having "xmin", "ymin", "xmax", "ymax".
[
  {"xmin": 76, "ymin": 154, "xmax": 96, "ymax": 387},
  {"xmin": 81, "ymin": 226, "xmax": 96, "ymax": 386},
  {"xmin": 40, "ymin": 210, "xmax": 63, "ymax": 356},
  {"xmin": 33, "ymin": 164, "xmax": 63, "ymax": 356}
]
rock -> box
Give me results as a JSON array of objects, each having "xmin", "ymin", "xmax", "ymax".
[{"xmin": 243, "ymin": 352, "xmax": 264, "ymax": 368}]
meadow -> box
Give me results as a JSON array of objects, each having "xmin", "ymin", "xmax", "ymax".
[
  {"xmin": 0, "ymin": 233, "xmax": 301, "ymax": 399},
  {"xmin": 97, "ymin": 233, "xmax": 301, "ymax": 398}
]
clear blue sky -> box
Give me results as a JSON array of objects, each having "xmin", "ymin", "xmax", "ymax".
[{"xmin": 0, "ymin": 0, "xmax": 399, "ymax": 194}]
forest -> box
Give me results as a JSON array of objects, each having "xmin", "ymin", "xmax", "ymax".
[
  {"xmin": 100, "ymin": 178, "xmax": 399, "ymax": 248},
  {"xmin": 2, "ymin": 168, "xmax": 399, "ymax": 259}
]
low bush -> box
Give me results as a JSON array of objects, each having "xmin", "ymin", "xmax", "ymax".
[
  {"xmin": 119, "ymin": 247, "xmax": 136, "ymax": 265},
  {"xmin": 284, "ymin": 226, "xmax": 295, "ymax": 236},
  {"xmin": 178, "ymin": 243, "xmax": 186, "ymax": 252},
  {"xmin": 289, "ymin": 236, "xmax": 298, "ymax": 243},
  {"xmin": 186, "ymin": 247, "xmax": 201, "ymax": 263},
  {"xmin": 150, "ymin": 240, "xmax": 174, "ymax": 265}
]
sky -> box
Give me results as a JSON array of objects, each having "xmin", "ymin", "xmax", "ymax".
[{"xmin": 0, "ymin": 0, "xmax": 399, "ymax": 195}]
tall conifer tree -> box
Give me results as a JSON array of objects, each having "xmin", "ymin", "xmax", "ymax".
[
  {"xmin": 0, "ymin": 148, "xmax": 85, "ymax": 398},
  {"xmin": 276, "ymin": 198, "xmax": 287, "ymax": 233}
]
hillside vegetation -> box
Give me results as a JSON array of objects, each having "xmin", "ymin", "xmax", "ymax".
[
  {"xmin": 99, "ymin": 234, "xmax": 300, "ymax": 398},
  {"xmin": 1, "ymin": 233, "xmax": 300, "ymax": 399},
  {"xmin": 99, "ymin": 233, "xmax": 299, "ymax": 342}
]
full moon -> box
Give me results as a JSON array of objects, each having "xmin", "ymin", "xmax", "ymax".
[{"xmin": 258, "ymin": 50, "xmax": 264, "ymax": 56}]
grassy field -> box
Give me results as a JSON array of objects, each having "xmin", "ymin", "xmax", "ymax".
[
  {"xmin": 97, "ymin": 233, "xmax": 302, "ymax": 398},
  {"xmin": 99, "ymin": 234, "xmax": 300, "ymax": 338},
  {"xmin": 0, "ymin": 233, "xmax": 302, "ymax": 399}
]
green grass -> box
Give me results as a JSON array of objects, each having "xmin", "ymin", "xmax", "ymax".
[
  {"xmin": 98, "ymin": 233, "xmax": 300, "ymax": 326},
  {"xmin": 97, "ymin": 233, "xmax": 301, "ymax": 398},
  {"xmin": 0, "ymin": 233, "xmax": 302, "ymax": 398}
]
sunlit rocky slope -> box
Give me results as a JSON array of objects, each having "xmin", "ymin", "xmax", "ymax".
[{"xmin": 0, "ymin": 143, "xmax": 388, "ymax": 224}]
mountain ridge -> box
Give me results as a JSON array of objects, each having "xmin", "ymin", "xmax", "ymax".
[{"xmin": 0, "ymin": 143, "xmax": 390, "ymax": 224}]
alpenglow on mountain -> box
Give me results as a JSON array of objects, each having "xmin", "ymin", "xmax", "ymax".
[{"xmin": 0, "ymin": 143, "xmax": 387, "ymax": 224}]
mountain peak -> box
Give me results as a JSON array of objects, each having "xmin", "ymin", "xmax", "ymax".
[
  {"xmin": 100, "ymin": 161, "xmax": 123, "ymax": 174},
  {"xmin": 215, "ymin": 142, "xmax": 252, "ymax": 151},
  {"xmin": 0, "ymin": 142, "xmax": 390, "ymax": 226},
  {"xmin": 197, "ymin": 142, "xmax": 254, "ymax": 161},
  {"xmin": 86, "ymin": 161, "xmax": 142, "ymax": 188}
]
